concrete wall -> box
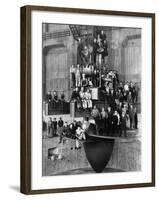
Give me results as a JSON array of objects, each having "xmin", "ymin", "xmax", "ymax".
[
  {"xmin": 106, "ymin": 28, "xmax": 141, "ymax": 82},
  {"xmin": 43, "ymin": 24, "xmax": 77, "ymax": 101},
  {"xmin": 107, "ymin": 138, "xmax": 141, "ymax": 171},
  {"xmin": 42, "ymin": 138, "xmax": 90, "ymax": 176}
]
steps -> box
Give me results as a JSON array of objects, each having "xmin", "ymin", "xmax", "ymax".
[{"xmin": 69, "ymin": 25, "xmax": 80, "ymax": 41}]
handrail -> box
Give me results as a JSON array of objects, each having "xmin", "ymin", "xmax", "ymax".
[{"xmin": 43, "ymin": 30, "xmax": 71, "ymax": 40}]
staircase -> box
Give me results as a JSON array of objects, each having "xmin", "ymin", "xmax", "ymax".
[{"xmin": 69, "ymin": 25, "xmax": 80, "ymax": 41}]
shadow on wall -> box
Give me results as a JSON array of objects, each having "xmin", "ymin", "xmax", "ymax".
[{"xmin": 9, "ymin": 185, "xmax": 20, "ymax": 192}]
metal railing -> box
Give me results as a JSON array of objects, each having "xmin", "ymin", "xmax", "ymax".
[{"xmin": 43, "ymin": 30, "xmax": 71, "ymax": 40}]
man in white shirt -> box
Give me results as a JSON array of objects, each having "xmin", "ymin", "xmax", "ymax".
[{"xmin": 85, "ymin": 88, "xmax": 92, "ymax": 109}]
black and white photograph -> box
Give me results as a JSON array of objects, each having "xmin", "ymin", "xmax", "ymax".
[
  {"xmin": 42, "ymin": 23, "xmax": 142, "ymax": 176},
  {"xmin": 20, "ymin": 5, "xmax": 155, "ymax": 194}
]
